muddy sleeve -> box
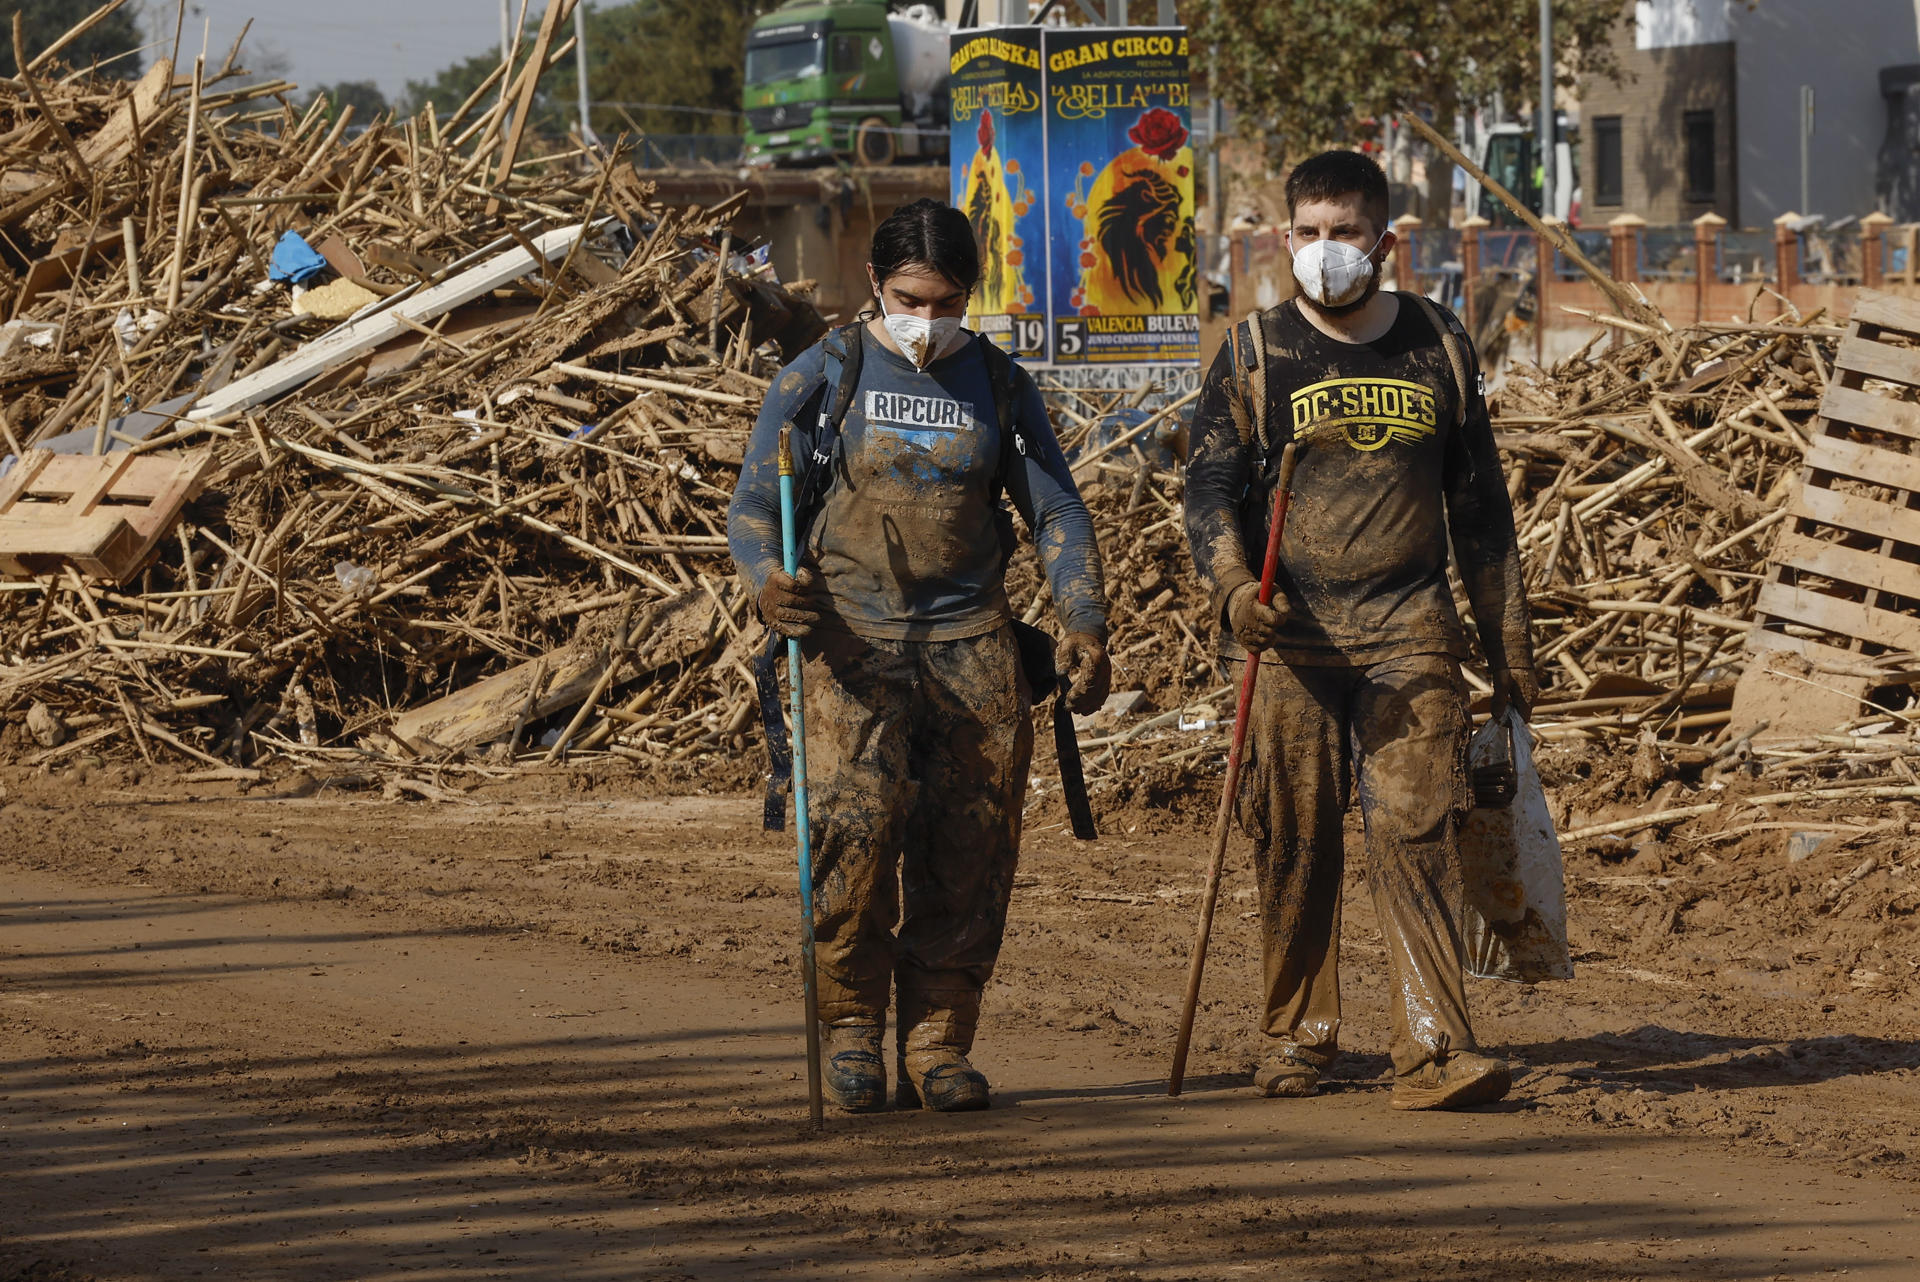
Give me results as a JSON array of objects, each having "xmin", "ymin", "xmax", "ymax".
[
  {"xmin": 727, "ymin": 347, "xmax": 827, "ymax": 597},
  {"xmin": 1443, "ymin": 353, "xmax": 1533, "ymax": 676},
  {"xmin": 1004, "ymin": 371, "xmax": 1108, "ymax": 641},
  {"xmin": 1183, "ymin": 335, "xmax": 1257, "ymax": 629}
]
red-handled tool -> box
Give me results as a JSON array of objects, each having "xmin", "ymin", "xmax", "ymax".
[{"xmin": 1169, "ymin": 439, "xmax": 1301, "ymax": 1096}]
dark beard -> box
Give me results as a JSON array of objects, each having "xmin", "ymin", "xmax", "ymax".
[{"xmin": 1298, "ymin": 265, "xmax": 1383, "ymax": 317}]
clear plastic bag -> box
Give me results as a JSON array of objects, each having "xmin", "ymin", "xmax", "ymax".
[{"xmin": 1459, "ymin": 709, "xmax": 1574, "ymax": 982}]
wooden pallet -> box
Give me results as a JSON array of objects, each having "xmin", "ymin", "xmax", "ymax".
[
  {"xmin": 0, "ymin": 448, "xmax": 215, "ymax": 583},
  {"xmin": 1746, "ymin": 290, "xmax": 1920, "ymax": 668}
]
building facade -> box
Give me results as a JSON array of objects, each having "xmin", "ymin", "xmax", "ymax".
[
  {"xmin": 1579, "ymin": 3, "xmax": 1737, "ymax": 225},
  {"xmin": 1581, "ymin": 0, "xmax": 1920, "ymax": 227}
]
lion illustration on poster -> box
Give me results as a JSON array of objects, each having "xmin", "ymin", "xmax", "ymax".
[
  {"xmin": 958, "ymin": 110, "xmax": 1036, "ymax": 317},
  {"xmin": 1066, "ymin": 106, "xmax": 1196, "ymax": 317}
]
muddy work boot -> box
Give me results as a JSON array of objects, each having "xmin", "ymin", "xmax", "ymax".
[
  {"xmin": 1252, "ymin": 1050, "xmax": 1322, "ymax": 1098},
  {"xmin": 1390, "ymin": 1048, "xmax": 1511, "ymax": 1111},
  {"xmin": 819, "ymin": 1019, "xmax": 887, "ymax": 1113},
  {"xmin": 898, "ymin": 1043, "xmax": 991, "ymax": 1112},
  {"xmin": 894, "ymin": 1006, "xmax": 990, "ymax": 1112}
]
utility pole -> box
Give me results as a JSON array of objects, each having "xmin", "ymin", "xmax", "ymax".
[
  {"xmin": 1800, "ymin": 85, "xmax": 1815, "ymax": 215},
  {"xmin": 574, "ymin": 2, "xmax": 598, "ymax": 145},
  {"xmin": 1208, "ymin": 49, "xmax": 1224, "ymax": 273},
  {"xmin": 499, "ymin": 0, "xmax": 514, "ymax": 135},
  {"xmin": 1538, "ymin": 0, "xmax": 1554, "ymax": 218}
]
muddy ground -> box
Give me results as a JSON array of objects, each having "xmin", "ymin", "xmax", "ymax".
[{"xmin": 3, "ymin": 755, "xmax": 1918, "ymax": 1280}]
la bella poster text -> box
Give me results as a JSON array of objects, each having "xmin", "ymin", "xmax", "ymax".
[{"xmin": 951, "ymin": 26, "xmax": 1197, "ymax": 367}]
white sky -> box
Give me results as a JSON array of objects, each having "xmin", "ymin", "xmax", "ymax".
[{"xmin": 139, "ymin": 0, "xmax": 512, "ymax": 101}]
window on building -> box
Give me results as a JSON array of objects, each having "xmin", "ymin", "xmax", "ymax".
[
  {"xmin": 1594, "ymin": 115, "xmax": 1623, "ymax": 206},
  {"xmin": 1684, "ymin": 109, "xmax": 1716, "ymax": 202}
]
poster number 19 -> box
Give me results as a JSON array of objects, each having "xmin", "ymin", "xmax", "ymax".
[{"xmin": 1014, "ymin": 316, "xmax": 1045, "ymax": 356}]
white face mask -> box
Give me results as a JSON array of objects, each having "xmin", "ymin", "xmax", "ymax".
[
  {"xmin": 878, "ymin": 295, "xmax": 964, "ymax": 369},
  {"xmin": 1288, "ymin": 231, "xmax": 1384, "ymax": 308}
]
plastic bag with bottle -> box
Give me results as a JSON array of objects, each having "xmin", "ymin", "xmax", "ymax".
[{"xmin": 1459, "ymin": 708, "xmax": 1574, "ymax": 982}]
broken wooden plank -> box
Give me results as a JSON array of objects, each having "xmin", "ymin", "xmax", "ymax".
[
  {"xmin": 186, "ymin": 223, "xmax": 592, "ymax": 423},
  {"xmin": 1753, "ymin": 581, "xmax": 1920, "ymax": 652},
  {"xmin": 1804, "ymin": 433, "xmax": 1920, "ymax": 494},
  {"xmin": 1770, "ymin": 530, "xmax": 1920, "ymax": 602},
  {"xmin": 0, "ymin": 448, "xmax": 217, "ymax": 582},
  {"xmin": 1790, "ymin": 485, "xmax": 1920, "ymax": 548}
]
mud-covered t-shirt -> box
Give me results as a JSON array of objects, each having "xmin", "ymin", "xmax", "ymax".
[
  {"xmin": 729, "ymin": 330, "xmax": 1106, "ymax": 643},
  {"xmin": 1184, "ymin": 294, "xmax": 1530, "ymax": 669}
]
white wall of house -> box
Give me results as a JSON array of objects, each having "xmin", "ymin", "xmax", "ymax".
[{"xmin": 1634, "ymin": 0, "xmax": 1730, "ymax": 49}]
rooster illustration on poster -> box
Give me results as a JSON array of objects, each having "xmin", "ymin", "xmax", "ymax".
[{"xmin": 1065, "ymin": 106, "xmax": 1197, "ymax": 319}]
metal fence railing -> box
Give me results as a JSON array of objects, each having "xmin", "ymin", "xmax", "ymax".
[
  {"xmin": 1639, "ymin": 226, "xmax": 1698, "ymax": 282},
  {"xmin": 1551, "ymin": 228, "xmax": 1610, "ymax": 282},
  {"xmin": 1715, "ymin": 229, "xmax": 1777, "ymax": 285}
]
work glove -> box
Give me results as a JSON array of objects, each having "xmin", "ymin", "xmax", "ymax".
[
  {"xmin": 757, "ymin": 566, "xmax": 822, "ymax": 638},
  {"xmin": 1491, "ymin": 664, "xmax": 1541, "ymax": 721},
  {"xmin": 1055, "ymin": 630, "xmax": 1111, "ymax": 716},
  {"xmin": 1225, "ymin": 580, "xmax": 1290, "ymax": 653}
]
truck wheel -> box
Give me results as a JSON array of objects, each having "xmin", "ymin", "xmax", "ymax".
[{"xmin": 854, "ymin": 118, "xmax": 896, "ymax": 167}]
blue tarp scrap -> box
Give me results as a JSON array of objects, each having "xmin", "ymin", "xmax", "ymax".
[{"xmin": 268, "ymin": 231, "xmax": 329, "ymax": 285}]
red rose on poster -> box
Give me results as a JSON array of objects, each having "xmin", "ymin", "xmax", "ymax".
[
  {"xmin": 1128, "ymin": 107, "xmax": 1187, "ymax": 161},
  {"xmin": 978, "ymin": 109, "xmax": 995, "ymax": 154}
]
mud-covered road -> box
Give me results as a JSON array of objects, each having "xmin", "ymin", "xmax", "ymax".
[{"xmin": 4, "ymin": 766, "xmax": 1918, "ymax": 1280}]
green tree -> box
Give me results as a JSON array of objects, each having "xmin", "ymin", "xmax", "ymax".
[
  {"xmin": 405, "ymin": 0, "xmax": 765, "ymax": 143},
  {"xmin": 302, "ymin": 80, "xmax": 391, "ymax": 124},
  {"xmin": 1197, "ymin": 0, "xmax": 1628, "ymax": 223},
  {"xmin": 572, "ymin": 0, "xmax": 764, "ymax": 137},
  {"xmin": 0, "ymin": 0, "xmax": 142, "ymax": 77}
]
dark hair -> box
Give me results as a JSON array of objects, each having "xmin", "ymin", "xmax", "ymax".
[
  {"xmin": 870, "ymin": 198, "xmax": 981, "ymax": 292},
  {"xmin": 1285, "ymin": 150, "xmax": 1391, "ymax": 238}
]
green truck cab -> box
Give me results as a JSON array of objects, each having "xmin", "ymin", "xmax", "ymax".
[{"xmin": 742, "ymin": 0, "xmax": 950, "ymax": 167}]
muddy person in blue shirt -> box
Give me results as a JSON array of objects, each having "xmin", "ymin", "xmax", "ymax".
[{"xmin": 728, "ymin": 199, "xmax": 1110, "ymax": 1113}]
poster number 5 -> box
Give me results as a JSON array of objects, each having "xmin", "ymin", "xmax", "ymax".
[{"xmin": 1058, "ymin": 320, "xmax": 1084, "ymax": 356}]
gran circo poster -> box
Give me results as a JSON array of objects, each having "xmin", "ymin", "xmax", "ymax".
[
  {"xmin": 948, "ymin": 27, "xmax": 1048, "ymax": 360},
  {"xmin": 1042, "ymin": 27, "xmax": 1197, "ymax": 366}
]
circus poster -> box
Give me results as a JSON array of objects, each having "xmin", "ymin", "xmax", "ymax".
[
  {"xmin": 1039, "ymin": 27, "xmax": 1198, "ymax": 366},
  {"xmin": 948, "ymin": 27, "xmax": 1049, "ymax": 361}
]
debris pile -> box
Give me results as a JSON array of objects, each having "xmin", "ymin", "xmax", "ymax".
[
  {"xmin": 0, "ymin": 41, "xmax": 823, "ymax": 777},
  {"xmin": 1017, "ymin": 307, "xmax": 1920, "ymax": 833},
  {"xmin": 3, "ymin": 18, "xmax": 1915, "ymax": 837}
]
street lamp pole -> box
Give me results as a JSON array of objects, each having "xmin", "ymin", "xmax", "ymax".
[{"xmin": 1539, "ymin": 0, "xmax": 1554, "ymax": 217}]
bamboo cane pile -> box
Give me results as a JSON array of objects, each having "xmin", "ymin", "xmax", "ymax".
[
  {"xmin": 6, "ymin": 5, "xmax": 1914, "ymax": 818},
  {"xmin": 1016, "ymin": 307, "xmax": 1920, "ymax": 818},
  {"xmin": 0, "ymin": 26, "xmax": 825, "ymax": 780}
]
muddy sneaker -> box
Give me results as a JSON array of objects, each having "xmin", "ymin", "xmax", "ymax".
[
  {"xmin": 898, "ymin": 1046, "xmax": 991, "ymax": 1112},
  {"xmin": 1253, "ymin": 1051, "xmax": 1321, "ymax": 1098},
  {"xmin": 1390, "ymin": 1050, "xmax": 1511, "ymax": 1111},
  {"xmin": 820, "ymin": 1020, "xmax": 886, "ymax": 1113}
]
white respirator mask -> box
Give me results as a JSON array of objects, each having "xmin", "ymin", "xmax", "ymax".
[
  {"xmin": 879, "ymin": 297, "xmax": 964, "ymax": 369},
  {"xmin": 1288, "ymin": 231, "xmax": 1385, "ymax": 308}
]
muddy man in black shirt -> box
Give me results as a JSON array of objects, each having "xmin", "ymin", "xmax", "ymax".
[{"xmin": 1184, "ymin": 150, "xmax": 1537, "ymax": 1111}]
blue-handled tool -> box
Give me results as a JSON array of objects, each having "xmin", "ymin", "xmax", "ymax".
[{"xmin": 778, "ymin": 425, "xmax": 825, "ymax": 1128}]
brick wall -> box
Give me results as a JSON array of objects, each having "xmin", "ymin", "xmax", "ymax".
[{"xmin": 1581, "ymin": 8, "xmax": 1738, "ymax": 225}]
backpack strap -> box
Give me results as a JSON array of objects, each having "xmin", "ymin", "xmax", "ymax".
[
  {"xmin": 796, "ymin": 320, "xmax": 865, "ymax": 527},
  {"xmin": 1230, "ymin": 309, "xmax": 1271, "ymax": 452},
  {"xmin": 982, "ymin": 335, "xmax": 1026, "ymax": 503},
  {"xmin": 1407, "ymin": 292, "xmax": 1474, "ymax": 430},
  {"xmin": 759, "ymin": 320, "xmax": 863, "ymax": 833}
]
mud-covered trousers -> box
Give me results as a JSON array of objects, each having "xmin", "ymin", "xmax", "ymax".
[
  {"xmin": 801, "ymin": 624, "xmax": 1033, "ymax": 1052},
  {"xmin": 1237, "ymin": 652, "xmax": 1479, "ymax": 1077}
]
